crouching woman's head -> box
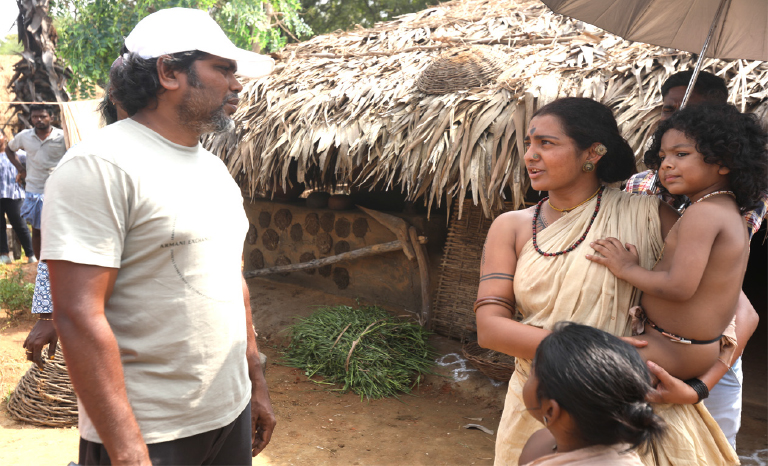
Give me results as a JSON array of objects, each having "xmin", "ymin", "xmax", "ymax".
[{"xmin": 523, "ymin": 322, "xmax": 666, "ymax": 454}]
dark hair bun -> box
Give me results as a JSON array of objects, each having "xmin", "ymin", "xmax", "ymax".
[
  {"xmin": 533, "ymin": 98, "xmax": 636, "ymax": 183},
  {"xmin": 534, "ymin": 322, "xmax": 666, "ymax": 452}
]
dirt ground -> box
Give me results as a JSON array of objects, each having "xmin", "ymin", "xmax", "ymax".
[{"xmin": 0, "ymin": 272, "xmax": 766, "ymax": 465}]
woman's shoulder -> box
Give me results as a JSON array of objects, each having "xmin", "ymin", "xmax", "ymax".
[
  {"xmin": 491, "ymin": 206, "xmax": 535, "ymax": 232},
  {"xmin": 496, "ymin": 205, "xmax": 536, "ymax": 222}
]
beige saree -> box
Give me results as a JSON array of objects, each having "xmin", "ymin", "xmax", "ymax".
[
  {"xmin": 494, "ymin": 188, "xmax": 738, "ymax": 466},
  {"xmin": 523, "ymin": 444, "xmax": 644, "ymax": 465}
]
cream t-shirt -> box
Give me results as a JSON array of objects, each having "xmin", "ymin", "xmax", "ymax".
[
  {"xmin": 7, "ymin": 126, "xmax": 66, "ymax": 194},
  {"xmin": 41, "ymin": 118, "xmax": 250, "ymax": 444}
]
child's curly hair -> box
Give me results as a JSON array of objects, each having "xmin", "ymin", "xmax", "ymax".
[{"xmin": 644, "ymin": 104, "xmax": 768, "ymax": 211}]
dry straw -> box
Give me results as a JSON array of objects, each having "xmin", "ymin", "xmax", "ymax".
[{"xmin": 204, "ymin": 0, "xmax": 768, "ymax": 219}]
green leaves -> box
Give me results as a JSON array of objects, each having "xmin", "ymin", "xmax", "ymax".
[
  {"xmin": 299, "ymin": 0, "xmax": 431, "ymax": 35},
  {"xmin": 0, "ymin": 264, "xmax": 34, "ymax": 319},
  {"xmin": 48, "ymin": 0, "xmax": 312, "ymax": 99},
  {"xmin": 0, "ymin": 35, "xmax": 23, "ymax": 55},
  {"xmin": 282, "ymin": 304, "xmax": 436, "ymax": 400}
]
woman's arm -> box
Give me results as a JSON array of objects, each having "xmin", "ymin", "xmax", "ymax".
[
  {"xmin": 699, "ymin": 291, "xmax": 757, "ymax": 390},
  {"xmin": 475, "ymin": 210, "xmax": 550, "ymax": 360}
]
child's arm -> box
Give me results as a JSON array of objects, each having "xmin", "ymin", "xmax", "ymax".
[{"xmin": 586, "ymin": 202, "xmax": 723, "ymax": 301}]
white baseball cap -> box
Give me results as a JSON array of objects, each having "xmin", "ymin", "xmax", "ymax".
[{"xmin": 124, "ymin": 8, "xmax": 274, "ymax": 79}]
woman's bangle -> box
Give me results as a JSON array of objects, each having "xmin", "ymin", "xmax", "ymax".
[
  {"xmin": 474, "ymin": 296, "xmax": 515, "ymax": 314},
  {"xmin": 683, "ymin": 378, "xmax": 709, "ymax": 403},
  {"xmin": 38, "ymin": 317, "xmax": 53, "ymax": 321}
]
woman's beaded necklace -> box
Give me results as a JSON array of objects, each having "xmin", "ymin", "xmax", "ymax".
[{"xmin": 532, "ymin": 186, "xmax": 605, "ymax": 257}]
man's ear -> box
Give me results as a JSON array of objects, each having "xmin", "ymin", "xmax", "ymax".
[{"xmin": 156, "ymin": 56, "xmax": 181, "ymax": 91}]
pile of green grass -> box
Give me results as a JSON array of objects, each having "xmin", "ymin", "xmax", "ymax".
[{"xmin": 282, "ymin": 305, "xmax": 436, "ymax": 400}]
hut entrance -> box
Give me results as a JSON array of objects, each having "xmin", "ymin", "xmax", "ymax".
[{"xmin": 742, "ymin": 225, "xmax": 767, "ymax": 436}]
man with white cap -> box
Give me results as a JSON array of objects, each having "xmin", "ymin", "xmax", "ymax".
[{"xmin": 43, "ymin": 8, "xmax": 276, "ymax": 465}]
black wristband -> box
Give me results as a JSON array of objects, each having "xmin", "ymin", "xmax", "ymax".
[{"xmin": 684, "ymin": 378, "xmax": 709, "ymax": 403}]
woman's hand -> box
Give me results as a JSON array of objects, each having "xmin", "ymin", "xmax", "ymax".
[
  {"xmin": 586, "ymin": 238, "xmax": 640, "ymax": 279},
  {"xmin": 645, "ymin": 361, "xmax": 699, "ymax": 405}
]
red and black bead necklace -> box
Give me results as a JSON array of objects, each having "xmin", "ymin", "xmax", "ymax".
[{"xmin": 532, "ymin": 186, "xmax": 605, "ymax": 257}]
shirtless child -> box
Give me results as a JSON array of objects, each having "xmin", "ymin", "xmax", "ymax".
[{"xmin": 587, "ymin": 103, "xmax": 768, "ymax": 381}]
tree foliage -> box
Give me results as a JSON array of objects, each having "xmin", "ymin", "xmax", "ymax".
[
  {"xmin": 49, "ymin": 0, "xmax": 312, "ymax": 99},
  {"xmin": 0, "ymin": 34, "xmax": 23, "ymax": 55},
  {"xmin": 300, "ymin": 0, "xmax": 432, "ymax": 35}
]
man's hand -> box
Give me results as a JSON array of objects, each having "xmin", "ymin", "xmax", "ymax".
[
  {"xmin": 586, "ymin": 237, "xmax": 640, "ymax": 279},
  {"xmin": 15, "ymin": 169, "xmax": 26, "ymax": 185},
  {"xmin": 250, "ymin": 379, "xmax": 276, "ymax": 456},
  {"xmin": 645, "ymin": 361, "xmax": 698, "ymax": 405},
  {"xmin": 23, "ymin": 316, "xmax": 58, "ymax": 369}
]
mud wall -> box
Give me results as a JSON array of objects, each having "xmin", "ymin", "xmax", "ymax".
[{"xmin": 243, "ymin": 198, "xmax": 447, "ymax": 312}]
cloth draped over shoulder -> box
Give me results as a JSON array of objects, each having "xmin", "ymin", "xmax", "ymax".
[
  {"xmin": 493, "ymin": 188, "xmax": 739, "ymax": 466},
  {"xmin": 522, "ymin": 443, "xmax": 644, "ymax": 465}
]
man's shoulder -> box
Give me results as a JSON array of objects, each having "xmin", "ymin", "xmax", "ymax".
[
  {"xmin": 48, "ymin": 127, "xmax": 66, "ymax": 145},
  {"xmin": 57, "ymin": 123, "xmax": 136, "ymax": 169},
  {"xmin": 9, "ymin": 128, "xmax": 34, "ymax": 143}
]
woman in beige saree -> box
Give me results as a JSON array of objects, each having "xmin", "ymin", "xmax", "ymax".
[{"xmin": 476, "ymin": 98, "xmax": 740, "ymax": 466}]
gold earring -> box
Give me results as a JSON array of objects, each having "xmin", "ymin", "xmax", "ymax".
[
  {"xmin": 532, "ymin": 153, "xmax": 541, "ymax": 160},
  {"xmin": 582, "ymin": 161, "xmax": 595, "ymax": 172},
  {"xmin": 595, "ymin": 144, "xmax": 607, "ymax": 156}
]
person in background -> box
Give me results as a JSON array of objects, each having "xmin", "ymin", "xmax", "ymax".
[
  {"xmin": 6, "ymin": 104, "xmax": 67, "ymax": 368},
  {"xmin": 23, "ymin": 56, "xmax": 132, "ymax": 370},
  {"xmin": 0, "ymin": 132, "xmax": 35, "ymax": 264},
  {"xmin": 44, "ymin": 8, "xmax": 275, "ymax": 465},
  {"xmin": 624, "ymin": 70, "xmax": 765, "ymax": 449},
  {"xmin": 5, "ymin": 103, "xmax": 66, "ymax": 258}
]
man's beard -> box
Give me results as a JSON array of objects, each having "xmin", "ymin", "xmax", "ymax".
[{"xmin": 177, "ymin": 89, "xmax": 237, "ymax": 135}]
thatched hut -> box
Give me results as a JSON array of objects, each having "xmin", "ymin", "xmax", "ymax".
[
  {"xmin": 206, "ymin": 0, "xmax": 768, "ymax": 337},
  {"xmin": 206, "ymin": 0, "xmax": 768, "ymax": 218}
]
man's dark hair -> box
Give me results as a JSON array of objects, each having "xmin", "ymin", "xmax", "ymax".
[
  {"xmin": 534, "ymin": 322, "xmax": 666, "ymax": 453},
  {"xmin": 645, "ymin": 103, "xmax": 768, "ymax": 211},
  {"xmin": 533, "ymin": 98, "xmax": 637, "ymax": 183},
  {"xmin": 29, "ymin": 104, "xmax": 53, "ymax": 116},
  {"xmin": 111, "ymin": 50, "xmax": 207, "ymax": 116},
  {"xmin": 98, "ymin": 91, "xmax": 118, "ymax": 125},
  {"xmin": 661, "ymin": 70, "xmax": 728, "ymax": 103}
]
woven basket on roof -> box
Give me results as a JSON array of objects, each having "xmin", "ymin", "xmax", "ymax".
[
  {"xmin": 7, "ymin": 344, "xmax": 78, "ymax": 427},
  {"xmin": 416, "ymin": 46, "xmax": 510, "ymax": 94}
]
